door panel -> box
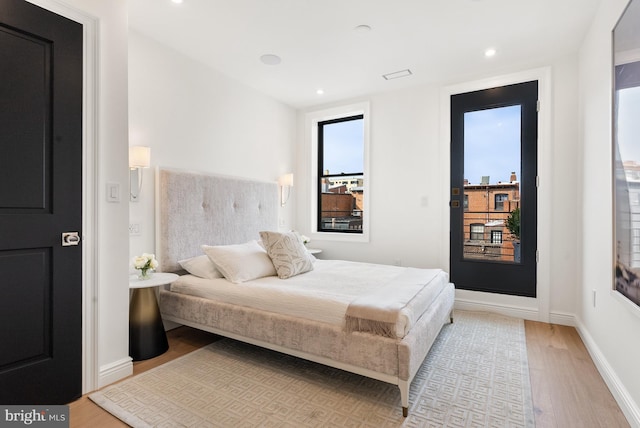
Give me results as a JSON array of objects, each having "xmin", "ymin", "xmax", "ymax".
[
  {"xmin": 0, "ymin": 27, "xmax": 51, "ymax": 209},
  {"xmin": 450, "ymin": 81, "xmax": 538, "ymax": 297},
  {"xmin": 0, "ymin": 0, "xmax": 82, "ymax": 404},
  {"xmin": 0, "ymin": 249, "xmax": 52, "ymax": 368}
]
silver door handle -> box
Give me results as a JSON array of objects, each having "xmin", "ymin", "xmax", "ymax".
[{"xmin": 62, "ymin": 232, "xmax": 80, "ymax": 246}]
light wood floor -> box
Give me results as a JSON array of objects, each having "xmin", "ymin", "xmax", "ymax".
[
  {"xmin": 69, "ymin": 321, "xmax": 630, "ymax": 427},
  {"xmin": 525, "ymin": 321, "xmax": 629, "ymax": 427}
]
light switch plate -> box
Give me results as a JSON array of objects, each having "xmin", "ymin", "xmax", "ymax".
[{"xmin": 106, "ymin": 182, "xmax": 120, "ymax": 202}]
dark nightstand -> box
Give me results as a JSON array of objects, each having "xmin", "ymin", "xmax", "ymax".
[{"xmin": 129, "ymin": 272, "xmax": 178, "ymax": 361}]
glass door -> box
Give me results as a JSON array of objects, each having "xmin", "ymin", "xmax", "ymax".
[{"xmin": 450, "ymin": 81, "xmax": 538, "ymax": 297}]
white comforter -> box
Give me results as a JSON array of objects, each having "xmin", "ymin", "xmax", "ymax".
[{"xmin": 170, "ymin": 259, "xmax": 449, "ymax": 339}]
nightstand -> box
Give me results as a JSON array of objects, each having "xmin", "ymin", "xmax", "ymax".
[{"xmin": 129, "ymin": 272, "xmax": 178, "ymax": 361}]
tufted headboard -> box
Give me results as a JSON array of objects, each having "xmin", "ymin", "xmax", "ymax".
[{"xmin": 155, "ymin": 168, "xmax": 279, "ymax": 272}]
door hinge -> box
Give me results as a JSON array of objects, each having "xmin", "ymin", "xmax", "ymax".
[
  {"xmin": 536, "ymin": 176, "xmax": 540, "ymax": 188},
  {"xmin": 536, "ymin": 250, "xmax": 539, "ymax": 263},
  {"xmin": 537, "ymin": 100, "xmax": 540, "ymax": 112}
]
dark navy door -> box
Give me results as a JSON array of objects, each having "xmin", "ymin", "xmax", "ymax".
[{"xmin": 0, "ymin": 0, "xmax": 83, "ymax": 404}]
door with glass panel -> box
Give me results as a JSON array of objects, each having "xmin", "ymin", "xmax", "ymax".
[{"xmin": 450, "ymin": 81, "xmax": 538, "ymax": 297}]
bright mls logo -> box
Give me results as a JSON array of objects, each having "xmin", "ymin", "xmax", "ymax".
[{"xmin": 1, "ymin": 406, "xmax": 68, "ymax": 427}]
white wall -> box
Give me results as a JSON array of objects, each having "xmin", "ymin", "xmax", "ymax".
[
  {"xmin": 295, "ymin": 85, "xmax": 443, "ymax": 268},
  {"xmin": 72, "ymin": 0, "xmax": 131, "ymax": 389},
  {"xmin": 88, "ymin": 0, "xmax": 131, "ymax": 388},
  {"xmin": 128, "ymin": 31, "xmax": 297, "ymax": 260},
  {"xmin": 577, "ymin": 0, "xmax": 640, "ymax": 423},
  {"xmin": 296, "ymin": 55, "xmax": 581, "ymax": 323},
  {"xmin": 549, "ymin": 55, "xmax": 581, "ymax": 319}
]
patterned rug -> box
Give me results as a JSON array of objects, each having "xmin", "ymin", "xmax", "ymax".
[{"xmin": 90, "ymin": 311, "xmax": 534, "ymax": 427}]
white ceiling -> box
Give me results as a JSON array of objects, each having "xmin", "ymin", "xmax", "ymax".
[{"xmin": 128, "ymin": 0, "xmax": 601, "ymax": 108}]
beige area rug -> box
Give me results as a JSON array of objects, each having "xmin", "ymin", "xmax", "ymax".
[{"xmin": 90, "ymin": 311, "xmax": 534, "ymax": 427}]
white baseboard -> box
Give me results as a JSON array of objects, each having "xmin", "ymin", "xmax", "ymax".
[
  {"xmin": 98, "ymin": 357, "xmax": 133, "ymax": 389},
  {"xmin": 548, "ymin": 311, "xmax": 575, "ymax": 327},
  {"xmin": 454, "ymin": 298, "xmax": 576, "ymax": 326},
  {"xmin": 454, "ymin": 299, "xmax": 539, "ymax": 321},
  {"xmin": 574, "ymin": 317, "xmax": 640, "ymax": 427}
]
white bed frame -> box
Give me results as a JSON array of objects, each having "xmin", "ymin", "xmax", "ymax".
[{"xmin": 155, "ymin": 168, "xmax": 454, "ymax": 417}]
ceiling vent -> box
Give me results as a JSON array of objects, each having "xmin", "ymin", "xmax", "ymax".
[{"xmin": 382, "ymin": 69, "xmax": 412, "ymax": 80}]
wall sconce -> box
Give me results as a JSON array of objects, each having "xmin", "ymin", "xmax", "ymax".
[
  {"xmin": 129, "ymin": 146, "xmax": 151, "ymax": 202},
  {"xmin": 278, "ymin": 173, "xmax": 293, "ymax": 207}
]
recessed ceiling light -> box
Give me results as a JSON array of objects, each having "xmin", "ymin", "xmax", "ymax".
[
  {"xmin": 485, "ymin": 48, "xmax": 497, "ymax": 57},
  {"xmin": 382, "ymin": 69, "xmax": 412, "ymax": 80},
  {"xmin": 354, "ymin": 24, "xmax": 372, "ymax": 33},
  {"xmin": 316, "ymin": 89, "xmax": 324, "ymax": 95},
  {"xmin": 259, "ymin": 54, "xmax": 282, "ymax": 65},
  {"xmin": 171, "ymin": 0, "xmax": 183, "ymax": 4}
]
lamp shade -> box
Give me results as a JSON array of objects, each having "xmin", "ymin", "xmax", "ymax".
[
  {"xmin": 278, "ymin": 173, "xmax": 293, "ymax": 187},
  {"xmin": 129, "ymin": 146, "xmax": 151, "ymax": 168}
]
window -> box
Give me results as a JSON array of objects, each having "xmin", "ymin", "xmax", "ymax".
[
  {"xmin": 317, "ymin": 115, "xmax": 364, "ymax": 234},
  {"xmin": 491, "ymin": 230, "xmax": 503, "ymax": 244},
  {"xmin": 495, "ymin": 193, "xmax": 508, "ymax": 211},
  {"xmin": 308, "ymin": 102, "xmax": 369, "ymax": 242},
  {"xmin": 470, "ymin": 223, "xmax": 484, "ymax": 241},
  {"xmin": 464, "ymin": 194, "xmax": 469, "ymax": 211}
]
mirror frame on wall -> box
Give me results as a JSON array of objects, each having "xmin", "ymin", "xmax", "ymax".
[{"xmin": 613, "ymin": 0, "xmax": 640, "ymax": 309}]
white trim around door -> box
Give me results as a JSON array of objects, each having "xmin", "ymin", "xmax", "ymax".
[
  {"xmin": 26, "ymin": 0, "xmax": 100, "ymax": 394},
  {"xmin": 440, "ymin": 67, "xmax": 553, "ymax": 323}
]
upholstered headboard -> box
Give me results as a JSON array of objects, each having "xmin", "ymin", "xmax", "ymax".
[{"xmin": 155, "ymin": 168, "xmax": 279, "ymax": 272}]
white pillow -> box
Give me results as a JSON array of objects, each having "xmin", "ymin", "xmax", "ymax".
[
  {"xmin": 259, "ymin": 231, "xmax": 314, "ymax": 279},
  {"xmin": 178, "ymin": 255, "xmax": 223, "ymax": 279},
  {"xmin": 202, "ymin": 240, "xmax": 276, "ymax": 283}
]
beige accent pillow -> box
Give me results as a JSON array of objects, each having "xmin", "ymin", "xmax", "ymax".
[
  {"xmin": 178, "ymin": 255, "xmax": 223, "ymax": 279},
  {"xmin": 259, "ymin": 231, "xmax": 314, "ymax": 279},
  {"xmin": 202, "ymin": 241, "xmax": 276, "ymax": 283}
]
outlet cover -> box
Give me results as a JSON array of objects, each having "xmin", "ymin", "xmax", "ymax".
[{"xmin": 129, "ymin": 223, "xmax": 141, "ymax": 236}]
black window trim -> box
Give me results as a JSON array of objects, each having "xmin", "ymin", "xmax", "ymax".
[{"xmin": 317, "ymin": 114, "xmax": 364, "ymax": 234}]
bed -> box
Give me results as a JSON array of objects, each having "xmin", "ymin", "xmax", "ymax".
[{"xmin": 155, "ymin": 168, "xmax": 455, "ymax": 417}]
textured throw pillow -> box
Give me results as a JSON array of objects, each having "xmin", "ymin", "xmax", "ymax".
[
  {"xmin": 178, "ymin": 255, "xmax": 223, "ymax": 279},
  {"xmin": 259, "ymin": 231, "xmax": 314, "ymax": 279},
  {"xmin": 202, "ymin": 240, "xmax": 276, "ymax": 283}
]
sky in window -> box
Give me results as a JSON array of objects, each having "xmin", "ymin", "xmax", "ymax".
[
  {"xmin": 323, "ymin": 118, "xmax": 364, "ymax": 175},
  {"xmin": 464, "ymin": 105, "xmax": 521, "ymax": 185},
  {"xmin": 618, "ymin": 86, "xmax": 640, "ymax": 163},
  {"xmin": 321, "ymin": 109, "xmax": 523, "ymax": 182}
]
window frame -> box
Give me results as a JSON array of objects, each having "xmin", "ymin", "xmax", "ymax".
[
  {"xmin": 495, "ymin": 193, "xmax": 509, "ymax": 211},
  {"xmin": 470, "ymin": 223, "xmax": 485, "ymax": 241},
  {"xmin": 317, "ymin": 114, "xmax": 364, "ymax": 234},
  {"xmin": 307, "ymin": 102, "xmax": 370, "ymax": 243}
]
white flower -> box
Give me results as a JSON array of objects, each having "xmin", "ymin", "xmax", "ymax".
[
  {"xmin": 300, "ymin": 235, "xmax": 310, "ymax": 244},
  {"xmin": 132, "ymin": 253, "xmax": 157, "ymax": 271},
  {"xmin": 133, "ymin": 256, "xmax": 147, "ymax": 269}
]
